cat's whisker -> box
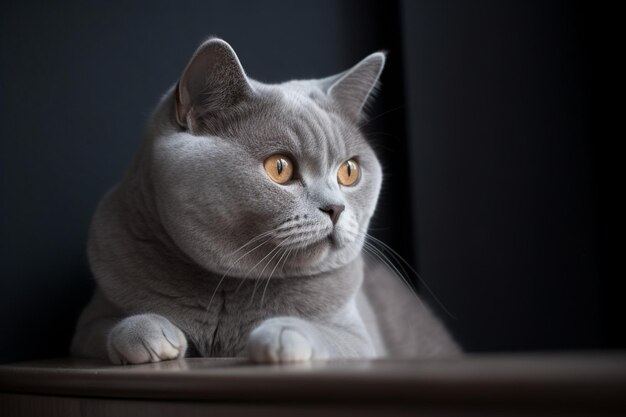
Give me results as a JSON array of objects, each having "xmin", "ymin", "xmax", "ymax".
[
  {"xmin": 346, "ymin": 229, "xmax": 416, "ymax": 290},
  {"xmin": 234, "ymin": 272, "xmax": 250, "ymax": 294},
  {"xmin": 362, "ymin": 238, "xmax": 412, "ymax": 291},
  {"xmin": 362, "ymin": 241, "xmax": 417, "ymax": 294},
  {"xmin": 248, "ymin": 245, "xmax": 285, "ymax": 307},
  {"xmin": 202, "ymin": 228, "xmax": 284, "ymax": 326},
  {"xmin": 248, "ymin": 244, "xmax": 282, "ymax": 279},
  {"xmin": 226, "ymin": 228, "xmax": 279, "ymax": 258},
  {"xmin": 358, "ymin": 242, "xmax": 434, "ymax": 315},
  {"xmin": 337, "ymin": 226, "xmax": 414, "ymax": 286},
  {"xmin": 240, "ymin": 243, "xmax": 284, "ymax": 305},
  {"xmin": 224, "ymin": 236, "xmax": 275, "ymax": 277},
  {"xmin": 231, "ymin": 231, "xmax": 287, "ymax": 295},
  {"xmin": 230, "ymin": 219, "xmax": 324, "ymax": 298},
  {"xmin": 260, "ymin": 247, "xmax": 292, "ymax": 307},
  {"xmin": 252, "ymin": 244, "xmax": 283, "ymax": 281},
  {"xmin": 202, "ymin": 235, "xmax": 275, "ymax": 325},
  {"xmin": 363, "ymin": 232, "xmax": 456, "ymax": 320},
  {"xmin": 336, "ymin": 226, "xmax": 456, "ymax": 319},
  {"xmin": 335, "ymin": 226, "xmax": 409, "ymax": 286},
  {"xmin": 273, "ymin": 221, "xmax": 319, "ymax": 237}
]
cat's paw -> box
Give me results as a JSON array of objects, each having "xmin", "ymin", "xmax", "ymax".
[
  {"xmin": 247, "ymin": 318, "xmax": 329, "ymax": 363},
  {"xmin": 107, "ymin": 314, "xmax": 187, "ymax": 365}
]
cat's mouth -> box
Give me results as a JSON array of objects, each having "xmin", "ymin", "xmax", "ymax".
[
  {"xmin": 302, "ymin": 228, "xmax": 346, "ymax": 248},
  {"xmin": 284, "ymin": 234, "xmax": 331, "ymax": 251},
  {"xmin": 290, "ymin": 231, "xmax": 343, "ymax": 256},
  {"xmin": 279, "ymin": 232, "xmax": 334, "ymax": 260}
]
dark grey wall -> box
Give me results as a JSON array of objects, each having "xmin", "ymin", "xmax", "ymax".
[
  {"xmin": 400, "ymin": 0, "xmax": 603, "ymax": 351},
  {"xmin": 0, "ymin": 0, "xmax": 606, "ymax": 363}
]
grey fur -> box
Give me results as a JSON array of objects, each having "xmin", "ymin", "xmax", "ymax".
[{"xmin": 71, "ymin": 38, "xmax": 460, "ymax": 364}]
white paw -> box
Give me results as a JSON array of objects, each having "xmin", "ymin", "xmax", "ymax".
[
  {"xmin": 107, "ymin": 314, "xmax": 187, "ymax": 365},
  {"xmin": 247, "ymin": 318, "xmax": 328, "ymax": 363}
]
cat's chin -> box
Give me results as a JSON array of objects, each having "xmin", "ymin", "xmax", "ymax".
[
  {"xmin": 282, "ymin": 237, "xmax": 333, "ymax": 268},
  {"xmin": 282, "ymin": 235, "xmax": 358, "ymax": 274}
]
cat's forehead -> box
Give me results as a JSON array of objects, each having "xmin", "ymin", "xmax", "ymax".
[{"xmin": 229, "ymin": 85, "xmax": 366, "ymax": 167}]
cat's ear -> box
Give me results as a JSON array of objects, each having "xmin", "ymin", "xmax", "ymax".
[
  {"xmin": 175, "ymin": 38, "xmax": 253, "ymax": 130},
  {"xmin": 323, "ymin": 52, "xmax": 386, "ymax": 123}
]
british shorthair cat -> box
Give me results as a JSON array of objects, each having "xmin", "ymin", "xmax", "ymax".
[{"xmin": 71, "ymin": 38, "xmax": 460, "ymax": 364}]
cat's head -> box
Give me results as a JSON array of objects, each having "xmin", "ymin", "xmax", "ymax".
[{"xmin": 149, "ymin": 38, "xmax": 384, "ymax": 278}]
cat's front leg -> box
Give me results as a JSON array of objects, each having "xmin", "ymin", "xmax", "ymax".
[
  {"xmin": 107, "ymin": 314, "xmax": 188, "ymax": 365},
  {"xmin": 247, "ymin": 312, "xmax": 375, "ymax": 363}
]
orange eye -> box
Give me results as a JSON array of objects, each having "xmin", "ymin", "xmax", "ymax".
[
  {"xmin": 264, "ymin": 154, "xmax": 294, "ymax": 184},
  {"xmin": 337, "ymin": 159, "xmax": 360, "ymax": 186}
]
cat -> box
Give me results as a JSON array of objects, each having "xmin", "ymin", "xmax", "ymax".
[{"xmin": 71, "ymin": 38, "xmax": 460, "ymax": 364}]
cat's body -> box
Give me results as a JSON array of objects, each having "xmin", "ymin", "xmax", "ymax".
[{"xmin": 72, "ymin": 39, "xmax": 459, "ymax": 364}]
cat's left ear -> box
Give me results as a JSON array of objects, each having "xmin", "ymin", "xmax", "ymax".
[
  {"xmin": 321, "ymin": 52, "xmax": 386, "ymax": 123},
  {"xmin": 175, "ymin": 38, "xmax": 253, "ymax": 131}
]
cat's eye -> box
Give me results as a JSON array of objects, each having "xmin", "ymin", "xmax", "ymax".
[
  {"xmin": 337, "ymin": 159, "xmax": 360, "ymax": 186},
  {"xmin": 264, "ymin": 154, "xmax": 294, "ymax": 184}
]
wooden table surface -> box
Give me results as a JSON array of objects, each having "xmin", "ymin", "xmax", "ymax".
[{"xmin": 1, "ymin": 353, "xmax": 626, "ymax": 416}]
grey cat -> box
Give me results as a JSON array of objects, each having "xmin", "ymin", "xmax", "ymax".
[{"xmin": 71, "ymin": 38, "xmax": 460, "ymax": 364}]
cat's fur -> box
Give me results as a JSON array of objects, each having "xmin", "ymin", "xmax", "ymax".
[{"xmin": 71, "ymin": 38, "xmax": 460, "ymax": 364}]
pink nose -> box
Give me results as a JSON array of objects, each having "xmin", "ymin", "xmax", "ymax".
[{"xmin": 319, "ymin": 204, "xmax": 345, "ymax": 225}]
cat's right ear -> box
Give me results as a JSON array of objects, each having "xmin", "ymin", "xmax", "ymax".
[{"xmin": 175, "ymin": 38, "xmax": 253, "ymax": 131}]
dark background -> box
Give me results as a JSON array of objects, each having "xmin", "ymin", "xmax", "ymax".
[{"xmin": 0, "ymin": 0, "xmax": 608, "ymax": 363}]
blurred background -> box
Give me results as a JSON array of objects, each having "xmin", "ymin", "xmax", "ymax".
[{"xmin": 0, "ymin": 0, "xmax": 608, "ymax": 363}]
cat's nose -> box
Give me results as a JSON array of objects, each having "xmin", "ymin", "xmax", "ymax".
[{"xmin": 319, "ymin": 204, "xmax": 345, "ymax": 225}]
